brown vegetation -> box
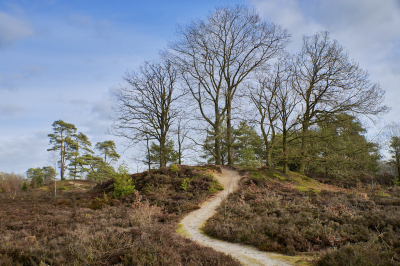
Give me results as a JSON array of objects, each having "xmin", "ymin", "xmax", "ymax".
[
  {"xmin": 203, "ymin": 167, "xmax": 400, "ymax": 265},
  {"xmin": 0, "ymin": 165, "xmax": 240, "ymax": 266}
]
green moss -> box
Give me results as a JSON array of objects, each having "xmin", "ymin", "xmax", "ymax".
[
  {"xmin": 209, "ymin": 180, "xmax": 224, "ymax": 193},
  {"xmin": 251, "ymin": 170, "xmax": 264, "ymax": 179},
  {"xmin": 176, "ymin": 224, "xmax": 190, "ymax": 237},
  {"xmin": 296, "ymin": 186, "xmax": 309, "ymax": 192},
  {"xmin": 269, "ymin": 253, "xmax": 314, "ymax": 266},
  {"xmin": 269, "ymin": 171, "xmax": 286, "ymax": 181},
  {"xmin": 377, "ymin": 191, "xmax": 391, "ymax": 198}
]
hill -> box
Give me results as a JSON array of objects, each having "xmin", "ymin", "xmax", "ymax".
[{"xmin": 203, "ymin": 166, "xmax": 400, "ymax": 265}]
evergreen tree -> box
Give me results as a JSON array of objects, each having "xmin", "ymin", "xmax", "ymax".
[
  {"xmin": 26, "ymin": 168, "xmax": 44, "ymax": 188},
  {"xmin": 95, "ymin": 140, "xmax": 120, "ymax": 164},
  {"xmin": 389, "ymin": 136, "xmax": 400, "ymax": 182},
  {"xmin": 145, "ymin": 140, "xmax": 179, "ymax": 168},
  {"xmin": 42, "ymin": 166, "xmax": 56, "ymax": 182},
  {"xmin": 68, "ymin": 132, "xmax": 93, "ymax": 180},
  {"xmin": 79, "ymin": 154, "xmax": 115, "ymax": 184},
  {"xmin": 47, "ymin": 120, "xmax": 77, "ymax": 180},
  {"xmin": 233, "ymin": 121, "xmax": 264, "ymax": 167},
  {"xmin": 22, "ymin": 181, "xmax": 27, "ymax": 191}
]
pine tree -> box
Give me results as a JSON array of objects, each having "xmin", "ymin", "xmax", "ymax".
[{"xmin": 47, "ymin": 120, "xmax": 77, "ymax": 180}]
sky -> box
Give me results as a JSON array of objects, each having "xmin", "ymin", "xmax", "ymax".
[{"xmin": 1, "ymin": 0, "xmax": 399, "ymax": 175}]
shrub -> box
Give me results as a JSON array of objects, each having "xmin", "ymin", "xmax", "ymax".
[
  {"xmin": 113, "ymin": 173, "xmax": 135, "ymax": 198},
  {"xmin": 181, "ymin": 178, "xmax": 190, "ymax": 191},
  {"xmin": 316, "ymin": 243, "xmax": 397, "ymax": 266},
  {"xmin": 58, "ymin": 186, "xmax": 67, "ymax": 191},
  {"xmin": 22, "ymin": 181, "xmax": 27, "ymax": 191},
  {"xmin": 171, "ymin": 164, "xmax": 179, "ymax": 172}
]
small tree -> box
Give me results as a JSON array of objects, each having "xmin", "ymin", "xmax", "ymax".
[
  {"xmin": 26, "ymin": 168, "xmax": 44, "ymax": 188},
  {"xmin": 145, "ymin": 140, "xmax": 179, "ymax": 168},
  {"xmin": 22, "ymin": 181, "xmax": 28, "ymax": 191},
  {"xmin": 113, "ymin": 163, "xmax": 135, "ymax": 198}
]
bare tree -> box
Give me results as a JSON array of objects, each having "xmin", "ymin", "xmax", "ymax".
[
  {"xmin": 174, "ymin": 117, "xmax": 195, "ymax": 165},
  {"xmin": 112, "ymin": 60, "xmax": 181, "ymax": 168},
  {"xmin": 249, "ymin": 71, "xmax": 279, "ymax": 168},
  {"xmin": 291, "ymin": 31, "xmax": 388, "ymax": 174},
  {"xmin": 167, "ymin": 5, "xmax": 290, "ymax": 165},
  {"xmin": 273, "ymin": 61, "xmax": 300, "ymax": 174}
]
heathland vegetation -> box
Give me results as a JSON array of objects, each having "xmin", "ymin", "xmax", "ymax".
[{"xmin": 1, "ymin": 5, "xmax": 400, "ymax": 266}]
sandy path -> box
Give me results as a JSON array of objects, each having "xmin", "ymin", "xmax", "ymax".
[{"xmin": 179, "ymin": 168, "xmax": 291, "ymax": 266}]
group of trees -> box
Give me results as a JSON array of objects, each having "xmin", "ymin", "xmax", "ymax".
[
  {"xmin": 111, "ymin": 5, "xmax": 388, "ymax": 180},
  {"xmin": 47, "ymin": 120, "xmax": 120, "ymax": 182},
  {"xmin": 26, "ymin": 166, "xmax": 56, "ymax": 188}
]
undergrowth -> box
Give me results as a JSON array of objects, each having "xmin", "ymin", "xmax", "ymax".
[
  {"xmin": 203, "ymin": 166, "xmax": 400, "ymax": 265},
  {"xmin": 0, "ymin": 165, "xmax": 240, "ymax": 266}
]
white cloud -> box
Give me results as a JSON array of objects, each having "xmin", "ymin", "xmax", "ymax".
[
  {"xmin": 251, "ymin": 0, "xmax": 400, "ymax": 124},
  {"xmin": 0, "ymin": 131, "xmax": 49, "ymax": 174},
  {"xmin": 0, "ymin": 11, "xmax": 34, "ymax": 47}
]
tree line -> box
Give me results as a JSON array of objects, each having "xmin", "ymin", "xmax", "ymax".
[{"xmin": 110, "ymin": 5, "xmax": 392, "ymax": 181}]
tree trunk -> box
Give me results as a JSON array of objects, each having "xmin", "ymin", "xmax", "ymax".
[
  {"xmin": 227, "ymin": 97, "xmax": 233, "ymax": 166},
  {"xmin": 146, "ymin": 138, "xmax": 151, "ymax": 171},
  {"xmin": 299, "ymin": 120, "xmax": 309, "ymax": 174},
  {"xmin": 160, "ymin": 132, "xmax": 166, "ymax": 167},
  {"xmin": 282, "ymin": 128, "xmax": 288, "ymax": 174},
  {"xmin": 215, "ymin": 124, "xmax": 221, "ymax": 165}
]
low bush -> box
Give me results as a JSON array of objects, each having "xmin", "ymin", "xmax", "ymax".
[
  {"xmin": 203, "ymin": 168, "xmax": 400, "ymax": 265},
  {"xmin": 316, "ymin": 243, "xmax": 398, "ymax": 266},
  {"xmin": 0, "ymin": 165, "xmax": 240, "ymax": 266}
]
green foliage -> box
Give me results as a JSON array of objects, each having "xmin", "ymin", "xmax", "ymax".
[
  {"xmin": 47, "ymin": 120, "xmax": 77, "ymax": 180},
  {"xmin": 80, "ymin": 154, "xmax": 115, "ymax": 184},
  {"xmin": 377, "ymin": 191, "xmax": 391, "ymax": 198},
  {"xmin": 180, "ymin": 178, "xmax": 190, "ymax": 191},
  {"xmin": 389, "ymin": 136, "xmax": 400, "ymax": 179},
  {"xmin": 58, "ymin": 186, "xmax": 66, "ymax": 191},
  {"xmin": 209, "ymin": 179, "xmax": 223, "ymax": 193},
  {"xmin": 68, "ymin": 132, "xmax": 93, "ymax": 180},
  {"xmin": 26, "ymin": 167, "xmax": 44, "ymax": 188},
  {"xmin": 170, "ymin": 164, "xmax": 179, "ymax": 172},
  {"xmin": 42, "ymin": 166, "xmax": 56, "ymax": 181},
  {"xmin": 146, "ymin": 140, "xmax": 179, "ymax": 168},
  {"xmin": 233, "ymin": 121, "xmax": 264, "ymax": 167},
  {"xmin": 201, "ymin": 121, "xmax": 264, "ymax": 166},
  {"xmin": 22, "ymin": 181, "xmax": 27, "ymax": 191},
  {"xmin": 95, "ymin": 140, "xmax": 120, "ymax": 164},
  {"xmin": 113, "ymin": 169, "xmax": 135, "ymax": 198}
]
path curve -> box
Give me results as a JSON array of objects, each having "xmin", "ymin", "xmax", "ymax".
[{"xmin": 180, "ymin": 168, "xmax": 291, "ymax": 266}]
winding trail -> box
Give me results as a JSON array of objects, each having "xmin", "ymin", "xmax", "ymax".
[{"xmin": 179, "ymin": 168, "xmax": 291, "ymax": 266}]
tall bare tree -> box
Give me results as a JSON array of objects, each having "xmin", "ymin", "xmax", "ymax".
[
  {"xmin": 112, "ymin": 61, "xmax": 181, "ymax": 168},
  {"xmin": 167, "ymin": 5, "xmax": 290, "ymax": 165},
  {"xmin": 291, "ymin": 31, "xmax": 388, "ymax": 174},
  {"xmin": 250, "ymin": 66, "xmax": 280, "ymax": 168}
]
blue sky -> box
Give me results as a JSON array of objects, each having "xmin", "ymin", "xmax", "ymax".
[{"xmin": 1, "ymin": 0, "xmax": 400, "ymax": 174}]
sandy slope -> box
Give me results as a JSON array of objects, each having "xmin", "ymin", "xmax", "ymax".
[{"xmin": 179, "ymin": 168, "xmax": 291, "ymax": 266}]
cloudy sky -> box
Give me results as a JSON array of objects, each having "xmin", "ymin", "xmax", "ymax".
[{"xmin": 1, "ymin": 0, "xmax": 399, "ymax": 174}]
